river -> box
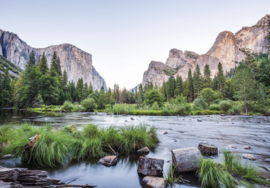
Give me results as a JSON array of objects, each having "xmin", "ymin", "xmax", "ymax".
[{"xmin": 0, "ymin": 109, "xmax": 270, "ymax": 188}]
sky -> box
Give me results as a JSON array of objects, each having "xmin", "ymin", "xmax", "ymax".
[{"xmin": 1, "ymin": 0, "xmax": 270, "ymax": 90}]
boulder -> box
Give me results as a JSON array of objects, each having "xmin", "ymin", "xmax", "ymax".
[
  {"xmin": 24, "ymin": 134, "xmax": 41, "ymax": 150},
  {"xmin": 171, "ymin": 147, "xmax": 202, "ymax": 172},
  {"xmin": 143, "ymin": 176, "xmax": 165, "ymax": 188},
  {"xmin": 197, "ymin": 119, "xmax": 202, "ymax": 122},
  {"xmin": 98, "ymin": 156, "xmax": 117, "ymax": 167},
  {"xmin": 163, "ymin": 131, "xmax": 168, "ymax": 134},
  {"xmin": 137, "ymin": 147, "xmax": 150, "ymax": 154},
  {"xmin": 137, "ymin": 156, "xmax": 164, "ymax": 176},
  {"xmin": 198, "ymin": 143, "xmax": 218, "ymax": 156},
  {"xmin": 242, "ymin": 154, "xmax": 256, "ymax": 160}
]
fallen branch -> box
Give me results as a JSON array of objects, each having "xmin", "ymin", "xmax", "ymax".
[
  {"xmin": 56, "ymin": 184, "xmax": 97, "ymax": 188},
  {"xmin": 108, "ymin": 144, "xmax": 117, "ymax": 155}
]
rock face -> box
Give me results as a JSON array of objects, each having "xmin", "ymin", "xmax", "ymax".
[
  {"xmin": 142, "ymin": 14, "xmax": 270, "ymax": 87},
  {"xmin": 0, "ymin": 29, "xmax": 107, "ymax": 91}
]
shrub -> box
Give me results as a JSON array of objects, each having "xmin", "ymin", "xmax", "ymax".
[
  {"xmin": 212, "ymin": 99, "xmax": 221, "ymax": 104},
  {"xmin": 200, "ymin": 88, "xmax": 215, "ymax": 105},
  {"xmin": 219, "ymin": 100, "xmax": 232, "ymax": 112},
  {"xmin": 81, "ymin": 98, "xmax": 97, "ymax": 111},
  {"xmin": 228, "ymin": 105, "xmax": 241, "ymax": 115},
  {"xmin": 209, "ymin": 104, "xmax": 221, "ymax": 111},
  {"xmin": 73, "ymin": 104, "xmax": 85, "ymax": 112},
  {"xmin": 193, "ymin": 97, "xmax": 208, "ymax": 111},
  {"xmin": 61, "ymin": 101, "xmax": 73, "ymax": 112},
  {"xmin": 151, "ymin": 101, "xmax": 160, "ymax": 110}
]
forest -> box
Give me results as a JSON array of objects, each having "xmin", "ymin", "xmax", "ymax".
[{"xmin": 0, "ymin": 24, "xmax": 269, "ymax": 116}]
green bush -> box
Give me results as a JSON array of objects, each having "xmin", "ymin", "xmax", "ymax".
[
  {"xmin": 219, "ymin": 100, "xmax": 232, "ymax": 112},
  {"xmin": 61, "ymin": 101, "xmax": 73, "ymax": 112},
  {"xmin": 228, "ymin": 105, "xmax": 241, "ymax": 115},
  {"xmin": 200, "ymin": 88, "xmax": 215, "ymax": 105},
  {"xmin": 193, "ymin": 97, "xmax": 208, "ymax": 111},
  {"xmin": 81, "ymin": 98, "xmax": 97, "ymax": 111},
  {"xmin": 209, "ymin": 104, "xmax": 221, "ymax": 111},
  {"xmin": 151, "ymin": 101, "xmax": 160, "ymax": 110},
  {"xmin": 73, "ymin": 104, "xmax": 85, "ymax": 112}
]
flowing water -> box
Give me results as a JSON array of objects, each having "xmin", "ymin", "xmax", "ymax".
[{"xmin": 0, "ymin": 109, "xmax": 270, "ymax": 188}]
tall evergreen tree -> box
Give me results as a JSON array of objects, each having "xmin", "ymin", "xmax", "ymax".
[
  {"xmin": 97, "ymin": 86, "xmax": 107, "ymax": 109},
  {"xmin": 167, "ymin": 76, "xmax": 175, "ymax": 99},
  {"xmin": 113, "ymin": 83, "xmax": 120, "ymax": 103},
  {"xmin": 203, "ymin": 64, "xmax": 211, "ymax": 88},
  {"xmin": 175, "ymin": 75, "xmax": 183, "ymax": 96},
  {"xmin": 138, "ymin": 83, "xmax": 144, "ymax": 103},
  {"xmin": 62, "ymin": 69, "xmax": 68, "ymax": 87},
  {"xmin": 26, "ymin": 50, "xmax": 36, "ymax": 69},
  {"xmin": 217, "ymin": 62, "xmax": 225, "ymax": 94},
  {"xmin": 39, "ymin": 53, "xmax": 48, "ymax": 75},
  {"xmin": 193, "ymin": 64, "xmax": 202, "ymax": 98},
  {"xmin": 187, "ymin": 69, "xmax": 194, "ymax": 102}
]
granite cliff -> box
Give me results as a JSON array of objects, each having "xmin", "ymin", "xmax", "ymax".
[
  {"xmin": 142, "ymin": 14, "xmax": 270, "ymax": 87},
  {"xmin": 0, "ymin": 29, "xmax": 107, "ymax": 91}
]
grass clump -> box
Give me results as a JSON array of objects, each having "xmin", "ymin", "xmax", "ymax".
[
  {"xmin": 2, "ymin": 123, "xmax": 159, "ymax": 167},
  {"xmin": 165, "ymin": 163, "xmax": 182, "ymax": 187},
  {"xmin": 0, "ymin": 125, "xmax": 14, "ymax": 144},
  {"xmin": 197, "ymin": 150, "xmax": 270, "ymax": 188}
]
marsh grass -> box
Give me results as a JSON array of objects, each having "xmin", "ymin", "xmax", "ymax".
[
  {"xmin": 197, "ymin": 150, "xmax": 270, "ymax": 188},
  {"xmin": 165, "ymin": 163, "xmax": 182, "ymax": 187},
  {"xmin": 2, "ymin": 123, "xmax": 159, "ymax": 167},
  {"xmin": 0, "ymin": 125, "xmax": 14, "ymax": 144}
]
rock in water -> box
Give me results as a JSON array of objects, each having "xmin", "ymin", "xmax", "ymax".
[
  {"xmin": 137, "ymin": 147, "xmax": 150, "ymax": 154},
  {"xmin": 244, "ymin": 146, "xmax": 251, "ymax": 149},
  {"xmin": 197, "ymin": 119, "xmax": 202, "ymax": 122},
  {"xmin": 143, "ymin": 176, "xmax": 165, "ymax": 188},
  {"xmin": 242, "ymin": 154, "xmax": 256, "ymax": 160},
  {"xmin": 137, "ymin": 156, "xmax": 164, "ymax": 176},
  {"xmin": 198, "ymin": 143, "xmax": 218, "ymax": 156},
  {"xmin": 1, "ymin": 154, "xmax": 14, "ymax": 159},
  {"xmin": 171, "ymin": 147, "xmax": 202, "ymax": 172},
  {"xmin": 98, "ymin": 156, "xmax": 117, "ymax": 167},
  {"xmin": 163, "ymin": 131, "xmax": 168, "ymax": 134}
]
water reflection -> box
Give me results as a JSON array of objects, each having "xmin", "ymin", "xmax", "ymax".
[{"xmin": 1, "ymin": 109, "xmax": 270, "ymax": 187}]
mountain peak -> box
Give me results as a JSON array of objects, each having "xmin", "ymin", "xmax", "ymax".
[{"xmin": 255, "ymin": 14, "xmax": 270, "ymax": 26}]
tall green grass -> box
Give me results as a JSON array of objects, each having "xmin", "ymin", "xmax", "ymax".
[
  {"xmin": 2, "ymin": 123, "xmax": 159, "ymax": 167},
  {"xmin": 165, "ymin": 163, "xmax": 182, "ymax": 187},
  {"xmin": 197, "ymin": 150, "xmax": 270, "ymax": 188}
]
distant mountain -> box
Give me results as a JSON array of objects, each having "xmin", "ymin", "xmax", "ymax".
[
  {"xmin": 142, "ymin": 14, "xmax": 270, "ymax": 87},
  {"xmin": 0, "ymin": 29, "xmax": 107, "ymax": 91}
]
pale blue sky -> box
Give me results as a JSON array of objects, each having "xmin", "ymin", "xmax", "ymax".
[{"xmin": 1, "ymin": 0, "xmax": 269, "ymax": 89}]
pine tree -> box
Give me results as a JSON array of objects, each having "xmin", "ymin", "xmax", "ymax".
[
  {"xmin": 2, "ymin": 68, "xmax": 11, "ymax": 106},
  {"xmin": 167, "ymin": 76, "xmax": 175, "ymax": 99},
  {"xmin": 82, "ymin": 83, "xmax": 89, "ymax": 100},
  {"xmin": 39, "ymin": 53, "xmax": 48, "ymax": 75},
  {"xmin": 175, "ymin": 75, "xmax": 183, "ymax": 96},
  {"xmin": 89, "ymin": 82, "xmax": 93, "ymax": 95},
  {"xmin": 97, "ymin": 86, "xmax": 107, "ymax": 109},
  {"xmin": 193, "ymin": 64, "xmax": 202, "ymax": 98},
  {"xmin": 187, "ymin": 69, "xmax": 194, "ymax": 102},
  {"xmin": 217, "ymin": 62, "xmax": 225, "ymax": 94},
  {"xmin": 204, "ymin": 64, "xmax": 211, "ymax": 88},
  {"xmin": 50, "ymin": 52, "xmax": 58, "ymax": 74},
  {"xmin": 62, "ymin": 69, "xmax": 68, "ymax": 88},
  {"xmin": 40, "ymin": 74, "xmax": 60, "ymax": 105},
  {"xmin": 26, "ymin": 50, "xmax": 36, "ymax": 69},
  {"xmin": 56, "ymin": 57, "xmax": 62, "ymax": 76},
  {"xmin": 138, "ymin": 84, "xmax": 144, "ymax": 102},
  {"xmin": 113, "ymin": 84, "xmax": 120, "ymax": 103}
]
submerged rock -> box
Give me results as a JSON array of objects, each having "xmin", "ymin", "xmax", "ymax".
[
  {"xmin": 198, "ymin": 143, "xmax": 218, "ymax": 156},
  {"xmin": 242, "ymin": 154, "xmax": 256, "ymax": 160},
  {"xmin": 171, "ymin": 147, "xmax": 202, "ymax": 172},
  {"xmin": 143, "ymin": 176, "xmax": 165, "ymax": 188},
  {"xmin": 1, "ymin": 154, "xmax": 14, "ymax": 159},
  {"xmin": 98, "ymin": 156, "xmax": 117, "ymax": 167},
  {"xmin": 137, "ymin": 156, "xmax": 164, "ymax": 176},
  {"xmin": 163, "ymin": 131, "xmax": 168, "ymax": 134},
  {"xmin": 244, "ymin": 146, "xmax": 251, "ymax": 149},
  {"xmin": 137, "ymin": 147, "xmax": 150, "ymax": 154}
]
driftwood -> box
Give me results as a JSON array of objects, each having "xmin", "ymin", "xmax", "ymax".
[
  {"xmin": 198, "ymin": 143, "xmax": 218, "ymax": 156},
  {"xmin": 24, "ymin": 134, "xmax": 41, "ymax": 150},
  {"xmin": 0, "ymin": 166, "xmax": 62, "ymax": 187},
  {"xmin": 56, "ymin": 184, "xmax": 96, "ymax": 188}
]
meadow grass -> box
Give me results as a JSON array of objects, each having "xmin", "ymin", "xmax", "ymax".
[{"xmin": 1, "ymin": 123, "xmax": 159, "ymax": 167}]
